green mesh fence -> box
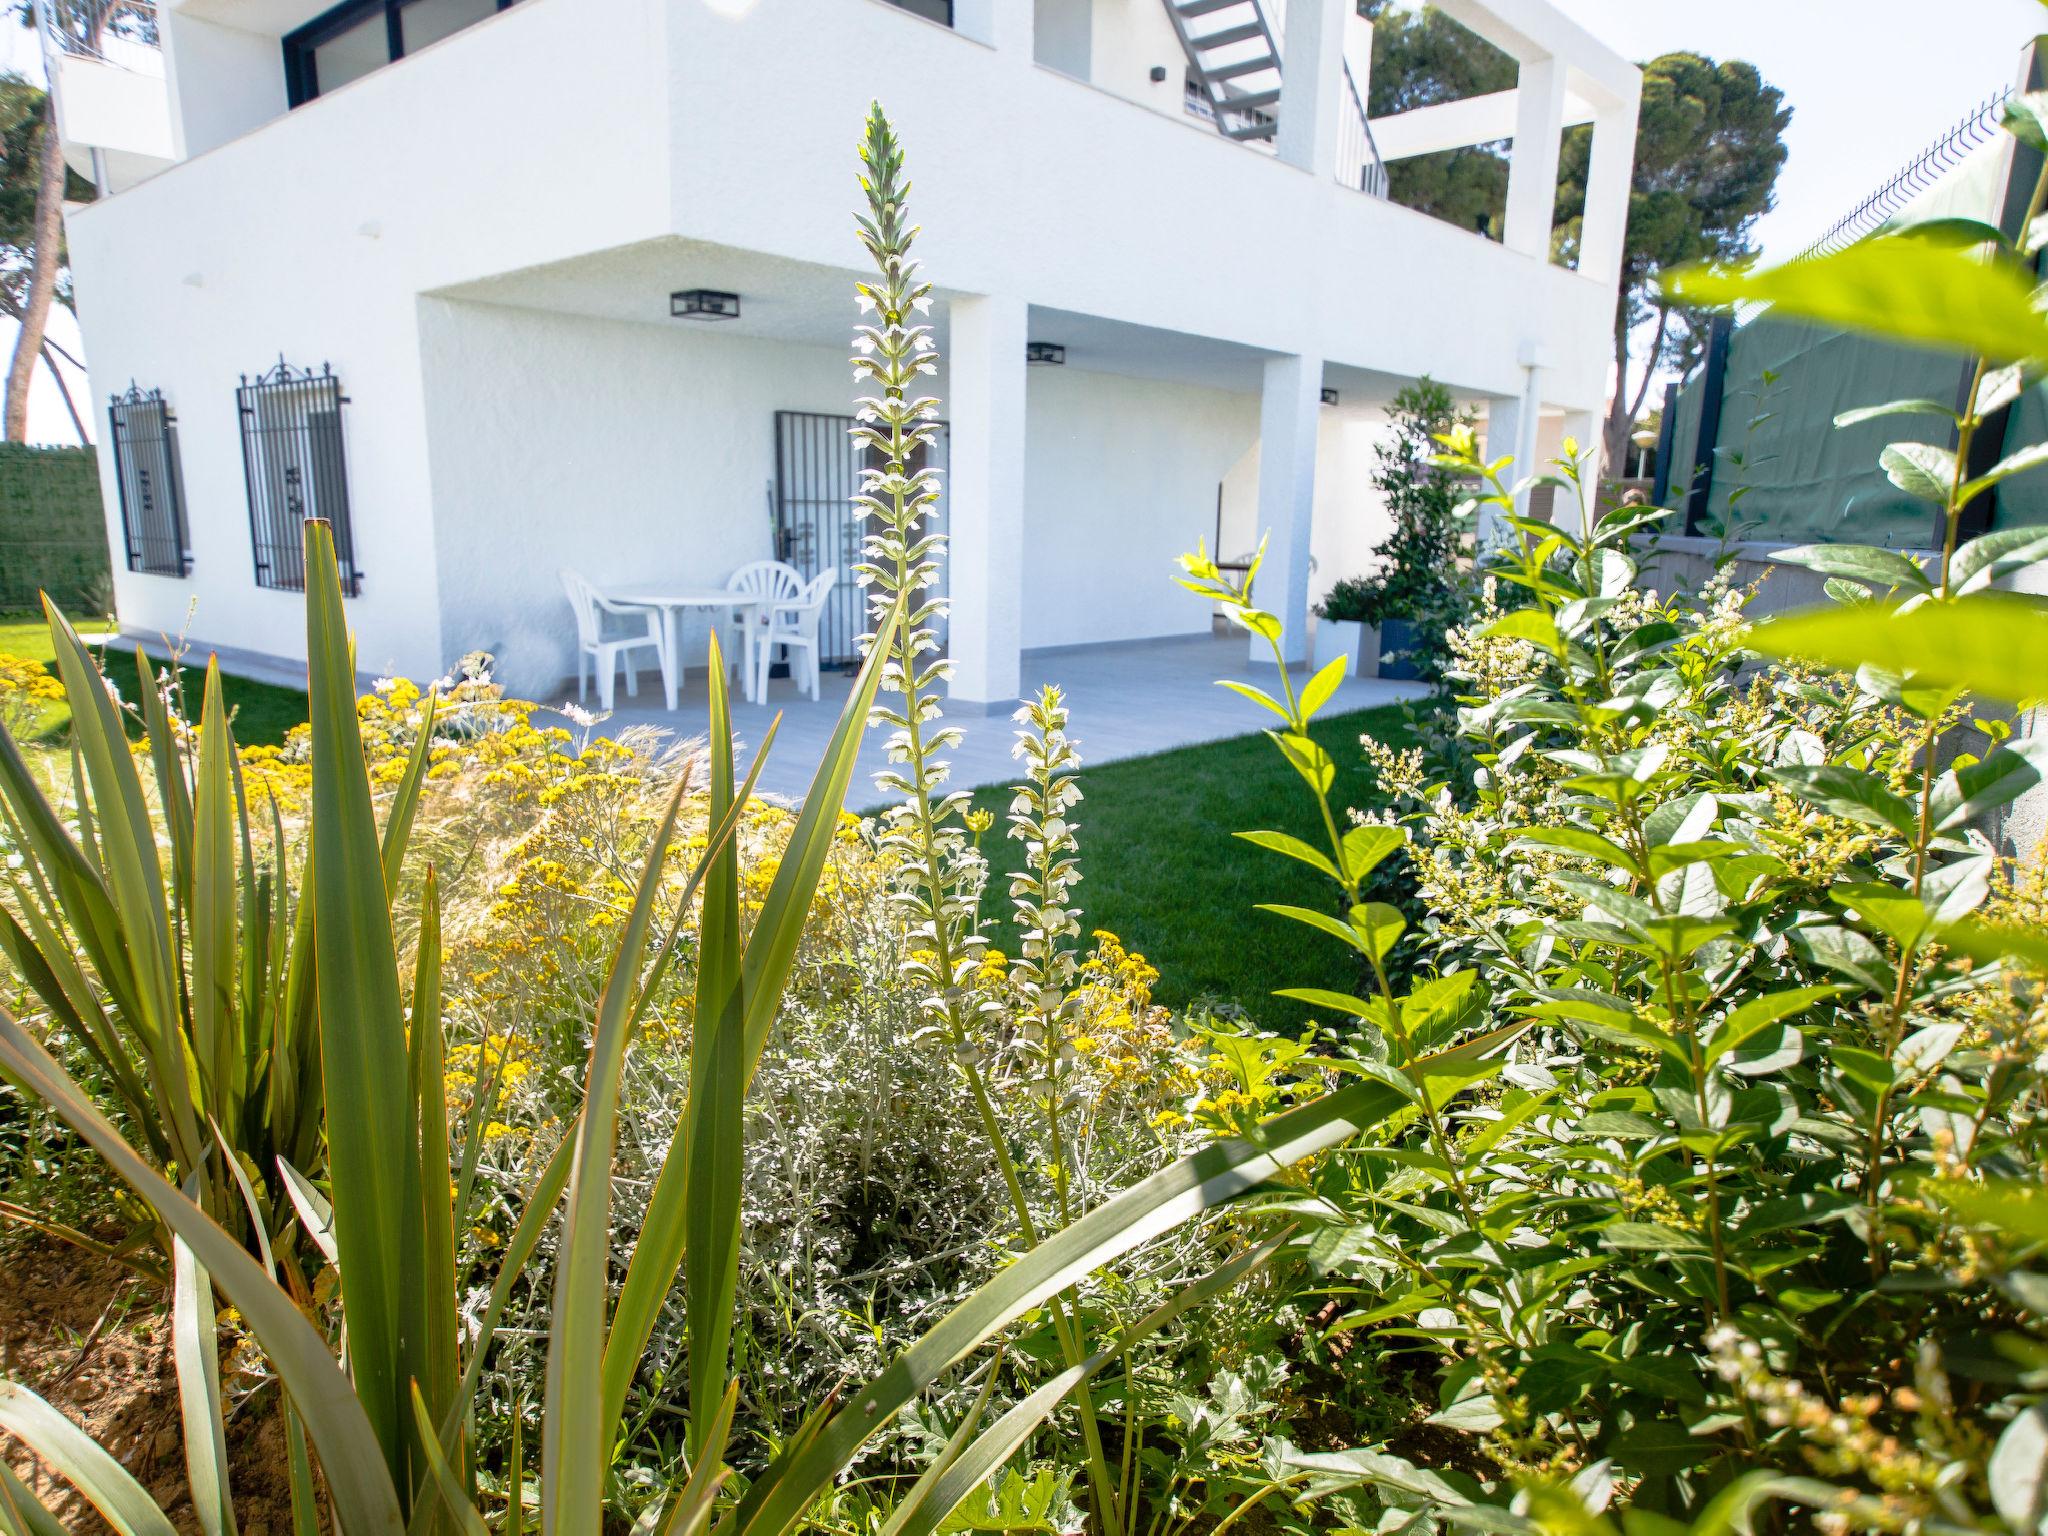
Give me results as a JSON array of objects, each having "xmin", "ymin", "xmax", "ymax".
[
  {"xmin": 0, "ymin": 444, "xmax": 108, "ymax": 613},
  {"xmin": 1661, "ymin": 313, "xmax": 2048, "ymax": 548}
]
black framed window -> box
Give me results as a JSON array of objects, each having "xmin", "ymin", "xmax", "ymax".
[
  {"xmin": 237, "ymin": 360, "xmax": 361, "ymax": 595},
  {"xmin": 108, "ymin": 384, "xmax": 191, "ymax": 578},
  {"xmin": 284, "ymin": 0, "xmax": 516, "ymax": 106},
  {"xmin": 883, "ymin": 0, "xmax": 953, "ymax": 24}
]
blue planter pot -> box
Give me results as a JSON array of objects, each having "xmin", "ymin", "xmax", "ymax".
[{"xmin": 1376, "ymin": 618, "xmax": 1423, "ymax": 681}]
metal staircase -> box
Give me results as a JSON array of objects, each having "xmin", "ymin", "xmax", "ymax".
[{"xmin": 1165, "ymin": 0, "xmax": 1285, "ymax": 143}]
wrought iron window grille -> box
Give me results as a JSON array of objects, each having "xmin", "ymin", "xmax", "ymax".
[
  {"xmin": 107, "ymin": 382, "xmax": 192, "ymax": 578},
  {"xmin": 237, "ymin": 358, "xmax": 361, "ymax": 596}
]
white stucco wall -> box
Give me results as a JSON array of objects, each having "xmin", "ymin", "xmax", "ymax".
[
  {"xmin": 161, "ymin": 12, "xmax": 286, "ymax": 159},
  {"xmin": 1020, "ymin": 366, "xmax": 1258, "ymax": 650},
  {"xmin": 1216, "ymin": 403, "xmax": 1400, "ymax": 609},
  {"xmin": 418, "ymin": 299, "xmax": 899, "ymax": 699},
  {"xmin": 66, "ymin": 0, "xmax": 672, "ymax": 684},
  {"xmin": 65, "ymin": 0, "xmax": 1631, "ymax": 686},
  {"xmin": 1083, "ymin": 0, "xmax": 1190, "ymax": 117}
]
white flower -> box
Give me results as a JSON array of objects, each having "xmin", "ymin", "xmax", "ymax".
[{"xmin": 558, "ymin": 701, "xmax": 599, "ymax": 728}]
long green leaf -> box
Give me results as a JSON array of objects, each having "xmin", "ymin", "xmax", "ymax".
[
  {"xmin": 133, "ymin": 649, "xmax": 194, "ymax": 928},
  {"xmin": 406, "ymin": 866, "xmax": 463, "ymax": 1521},
  {"xmin": 684, "ymin": 637, "xmax": 747, "ymax": 1461},
  {"xmin": 407, "ymin": 1386, "xmax": 491, "ymax": 1536},
  {"xmin": 881, "ymin": 1236, "xmax": 1286, "ymax": 1536},
  {"xmin": 0, "ymin": 1460, "xmax": 67, "ymax": 1536},
  {"xmin": 0, "ymin": 1380, "xmax": 175, "ymax": 1536},
  {"xmin": 0, "ymin": 732, "xmax": 145, "ymax": 1069},
  {"xmin": 732, "ymin": 1077, "xmax": 1416, "ymax": 1535},
  {"xmin": 654, "ymin": 1384, "xmax": 739, "ymax": 1536},
  {"xmin": 0, "ymin": 1006, "xmax": 405, "ymax": 1534},
  {"xmin": 600, "ymin": 592, "xmax": 904, "ymax": 1436},
  {"xmin": 542, "ymin": 775, "xmax": 693, "ymax": 1533},
  {"xmin": 382, "ymin": 690, "xmax": 440, "ymax": 904},
  {"xmin": 304, "ymin": 518, "xmax": 417, "ymax": 1489},
  {"xmin": 0, "ymin": 899, "xmax": 153, "ymax": 1150},
  {"xmin": 452, "ymin": 1129, "xmax": 574, "ymax": 1419},
  {"xmin": 192, "ymin": 662, "xmax": 240, "ymax": 1144},
  {"xmin": 42, "ymin": 599, "xmax": 201, "ymax": 1177},
  {"xmin": 171, "ymin": 1210, "xmax": 238, "ymax": 1536},
  {"xmin": 1751, "ymin": 594, "xmax": 2048, "ymax": 706},
  {"xmin": 1667, "ymin": 234, "xmax": 2048, "ymax": 365}
]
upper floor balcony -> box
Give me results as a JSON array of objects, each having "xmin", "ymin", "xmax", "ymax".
[{"xmin": 58, "ymin": 0, "xmax": 1639, "ymax": 409}]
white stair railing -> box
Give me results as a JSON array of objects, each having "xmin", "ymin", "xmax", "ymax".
[{"xmin": 1162, "ymin": 0, "xmax": 1386, "ymax": 196}]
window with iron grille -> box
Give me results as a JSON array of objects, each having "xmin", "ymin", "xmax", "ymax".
[
  {"xmin": 107, "ymin": 384, "xmax": 191, "ymax": 577},
  {"xmin": 237, "ymin": 359, "xmax": 360, "ymax": 595}
]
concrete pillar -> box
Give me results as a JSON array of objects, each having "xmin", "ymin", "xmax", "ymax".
[
  {"xmin": 946, "ymin": 293, "xmax": 1028, "ymax": 709},
  {"xmin": 1483, "ymin": 361, "xmax": 1545, "ymax": 552},
  {"xmin": 1577, "ymin": 98, "xmax": 1637, "ymax": 288},
  {"xmin": 1251, "ymin": 352, "xmax": 1323, "ymax": 668},
  {"xmin": 1277, "ymin": 0, "xmax": 1346, "ymax": 179},
  {"xmin": 1503, "ymin": 55, "xmax": 1566, "ymax": 261}
]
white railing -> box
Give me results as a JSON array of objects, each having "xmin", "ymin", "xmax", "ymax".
[
  {"xmin": 1337, "ymin": 60, "xmax": 1389, "ymax": 198},
  {"xmin": 33, "ymin": 0, "xmax": 160, "ymax": 70}
]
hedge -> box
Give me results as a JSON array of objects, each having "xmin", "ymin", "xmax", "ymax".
[{"xmin": 0, "ymin": 443, "xmax": 108, "ymax": 613}]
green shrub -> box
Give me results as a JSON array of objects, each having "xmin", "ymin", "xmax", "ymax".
[
  {"xmin": 1178, "ymin": 93, "xmax": 2048, "ymax": 1528},
  {"xmin": 1316, "ymin": 379, "xmax": 1474, "ymax": 684}
]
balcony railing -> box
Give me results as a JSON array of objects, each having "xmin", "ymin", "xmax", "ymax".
[
  {"xmin": 33, "ymin": 0, "xmax": 160, "ymax": 68},
  {"xmin": 1337, "ymin": 60, "xmax": 1389, "ymax": 198}
]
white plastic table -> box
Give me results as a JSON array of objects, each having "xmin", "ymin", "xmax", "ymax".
[{"xmin": 606, "ymin": 585, "xmax": 760, "ymax": 710}]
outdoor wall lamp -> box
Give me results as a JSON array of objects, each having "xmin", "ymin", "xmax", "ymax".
[
  {"xmin": 1026, "ymin": 341, "xmax": 1066, "ymax": 366},
  {"xmin": 1321, "ymin": 387, "xmax": 1339, "ymax": 405},
  {"xmin": 671, "ymin": 289, "xmax": 741, "ymax": 320}
]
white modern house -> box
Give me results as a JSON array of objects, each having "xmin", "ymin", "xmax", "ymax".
[{"xmin": 49, "ymin": 0, "xmax": 1640, "ymax": 710}]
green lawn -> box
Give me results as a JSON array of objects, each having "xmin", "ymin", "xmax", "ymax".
[
  {"xmin": 1, "ymin": 613, "xmax": 308, "ymax": 748},
  {"xmin": 8, "ymin": 601, "xmax": 1407, "ymax": 1022},
  {"xmin": 967, "ymin": 704, "xmax": 1418, "ymax": 1029}
]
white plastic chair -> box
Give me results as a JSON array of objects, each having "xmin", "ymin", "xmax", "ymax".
[
  {"xmin": 560, "ymin": 570, "xmax": 665, "ymax": 712},
  {"xmin": 754, "ymin": 567, "xmax": 838, "ymax": 702},
  {"xmin": 725, "ymin": 560, "xmax": 805, "ymax": 698}
]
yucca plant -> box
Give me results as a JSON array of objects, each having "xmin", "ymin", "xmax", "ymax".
[
  {"xmin": 0, "ymin": 107, "xmax": 1454, "ymax": 1535},
  {"xmin": 0, "ymin": 596, "xmax": 444, "ymax": 1263}
]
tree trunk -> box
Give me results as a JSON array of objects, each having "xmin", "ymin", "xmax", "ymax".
[
  {"xmin": 5, "ymin": 101, "xmax": 68, "ymax": 444},
  {"xmin": 42, "ymin": 342, "xmax": 88, "ymax": 444},
  {"xmin": 1603, "ymin": 301, "xmax": 1670, "ymax": 479}
]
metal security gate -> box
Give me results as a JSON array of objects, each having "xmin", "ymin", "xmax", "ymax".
[
  {"xmin": 107, "ymin": 385, "xmax": 191, "ymax": 576},
  {"xmin": 237, "ymin": 359, "xmax": 359, "ymax": 594},
  {"xmin": 773, "ymin": 410, "xmax": 949, "ymax": 667}
]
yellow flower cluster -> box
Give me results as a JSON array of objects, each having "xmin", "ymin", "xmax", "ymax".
[
  {"xmin": 0, "ymin": 652, "xmax": 64, "ymax": 738},
  {"xmin": 1064, "ymin": 930, "xmax": 1212, "ymax": 1114}
]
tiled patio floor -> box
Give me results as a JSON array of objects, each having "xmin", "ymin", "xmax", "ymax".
[{"xmin": 589, "ymin": 632, "xmax": 1429, "ymax": 803}]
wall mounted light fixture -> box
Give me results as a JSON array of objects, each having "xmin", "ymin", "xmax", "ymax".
[{"xmin": 671, "ymin": 289, "xmax": 741, "ymax": 321}]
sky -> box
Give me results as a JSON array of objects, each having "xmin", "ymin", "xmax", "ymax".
[
  {"xmin": 1, "ymin": 3, "xmax": 2044, "ymax": 442},
  {"xmin": 1547, "ymin": 0, "xmax": 2048, "ymax": 265}
]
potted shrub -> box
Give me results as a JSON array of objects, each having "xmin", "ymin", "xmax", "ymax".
[
  {"xmin": 1314, "ymin": 574, "xmax": 1377, "ymax": 677},
  {"xmin": 1324, "ymin": 379, "xmax": 1472, "ymax": 682}
]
